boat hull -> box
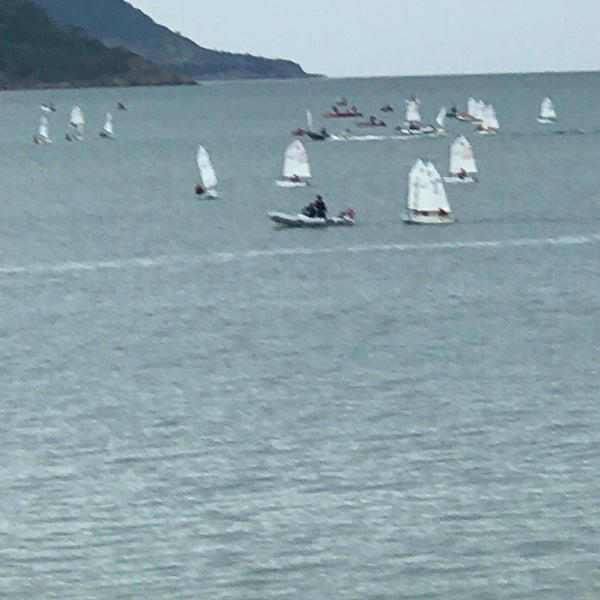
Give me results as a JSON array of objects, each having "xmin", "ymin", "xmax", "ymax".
[
  {"xmin": 537, "ymin": 117, "xmax": 556, "ymax": 124},
  {"xmin": 443, "ymin": 174, "xmax": 478, "ymax": 184},
  {"xmin": 195, "ymin": 189, "xmax": 218, "ymax": 199},
  {"xmin": 305, "ymin": 131, "xmax": 329, "ymax": 141},
  {"xmin": 274, "ymin": 180, "xmax": 309, "ymax": 188},
  {"xmin": 268, "ymin": 211, "xmax": 354, "ymax": 228},
  {"xmin": 322, "ymin": 111, "xmax": 363, "ymax": 118},
  {"xmin": 402, "ymin": 212, "xmax": 457, "ymax": 225}
]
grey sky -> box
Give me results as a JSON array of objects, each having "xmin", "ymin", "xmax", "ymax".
[{"xmin": 129, "ymin": 0, "xmax": 600, "ymax": 77}]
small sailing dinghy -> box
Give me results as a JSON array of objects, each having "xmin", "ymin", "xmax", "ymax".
[
  {"xmin": 475, "ymin": 104, "xmax": 499, "ymax": 134},
  {"xmin": 66, "ymin": 105, "xmax": 84, "ymax": 141},
  {"xmin": 422, "ymin": 106, "xmax": 446, "ymax": 135},
  {"xmin": 274, "ymin": 140, "xmax": 311, "ymax": 187},
  {"xmin": 537, "ymin": 97, "xmax": 557, "ymax": 123},
  {"xmin": 99, "ymin": 113, "xmax": 114, "ymax": 138},
  {"xmin": 443, "ymin": 136, "xmax": 478, "ymax": 183},
  {"xmin": 195, "ymin": 145, "xmax": 218, "ymax": 198},
  {"xmin": 33, "ymin": 115, "xmax": 52, "ymax": 144},
  {"xmin": 304, "ymin": 109, "xmax": 329, "ymax": 140},
  {"xmin": 402, "ymin": 159, "xmax": 457, "ymax": 225}
]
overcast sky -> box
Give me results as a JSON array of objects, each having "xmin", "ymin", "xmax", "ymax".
[{"xmin": 128, "ymin": 0, "xmax": 600, "ymax": 78}]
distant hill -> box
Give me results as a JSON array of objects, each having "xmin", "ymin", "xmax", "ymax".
[
  {"xmin": 31, "ymin": 0, "xmax": 312, "ymax": 80},
  {"xmin": 0, "ymin": 0, "xmax": 195, "ymax": 89}
]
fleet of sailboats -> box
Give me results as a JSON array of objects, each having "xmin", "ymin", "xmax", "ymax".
[{"xmin": 28, "ymin": 94, "xmax": 563, "ymax": 228}]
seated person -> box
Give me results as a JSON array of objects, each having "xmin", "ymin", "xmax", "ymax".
[
  {"xmin": 302, "ymin": 202, "xmax": 317, "ymax": 218},
  {"xmin": 289, "ymin": 174, "xmax": 302, "ymax": 183},
  {"xmin": 195, "ymin": 184, "xmax": 205, "ymax": 195},
  {"xmin": 314, "ymin": 194, "xmax": 327, "ymax": 218},
  {"xmin": 458, "ymin": 168, "xmax": 468, "ymax": 180},
  {"xmin": 338, "ymin": 207, "xmax": 355, "ymax": 220}
]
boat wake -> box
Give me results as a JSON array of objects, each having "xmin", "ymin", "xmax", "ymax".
[{"xmin": 1, "ymin": 234, "xmax": 599, "ymax": 277}]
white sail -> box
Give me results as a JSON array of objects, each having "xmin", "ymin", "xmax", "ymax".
[
  {"xmin": 196, "ymin": 145, "xmax": 218, "ymax": 191},
  {"xmin": 436, "ymin": 106, "xmax": 445, "ymax": 129},
  {"xmin": 467, "ymin": 97, "xmax": 477, "ymax": 118},
  {"xmin": 482, "ymin": 104, "xmax": 499, "ymax": 130},
  {"xmin": 38, "ymin": 116, "xmax": 50, "ymax": 141},
  {"xmin": 102, "ymin": 113, "xmax": 114, "ymax": 137},
  {"xmin": 406, "ymin": 98, "xmax": 421, "ymax": 123},
  {"xmin": 539, "ymin": 97, "xmax": 556, "ymax": 121},
  {"xmin": 422, "ymin": 161, "xmax": 450, "ymax": 213},
  {"xmin": 306, "ymin": 109, "xmax": 314, "ymax": 131},
  {"xmin": 282, "ymin": 140, "xmax": 311, "ymax": 179},
  {"xmin": 449, "ymin": 136, "xmax": 478, "ymax": 174},
  {"xmin": 68, "ymin": 105, "xmax": 84, "ymax": 139},
  {"xmin": 404, "ymin": 159, "xmax": 454, "ymax": 223},
  {"xmin": 70, "ymin": 105, "xmax": 84, "ymax": 127},
  {"xmin": 407, "ymin": 159, "xmax": 425, "ymax": 210}
]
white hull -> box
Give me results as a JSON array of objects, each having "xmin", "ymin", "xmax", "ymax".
[
  {"xmin": 475, "ymin": 128, "xmax": 496, "ymax": 136},
  {"xmin": 33, "ymin": 136, "xmax": 52, "ymax": 145},
  {"xmin": 537, "ymin": 117, "xmax": 556, "ymax": 124},
  {"xmin": 268, "ymin": 211, "xmax": 354, "ymax": 228},
  {"xmin": 197, "ymin": 189, "xmax": 218, "ymax": 199},
  {"xmin": 443, "ymin": 174, "xmax": 477, "ymax": 184},
  {"xmin": 274, "ymin": 180, "xmax": 309, "ymax": 188},
  {"xmin": 402, "ymin": 211, "xmax": 457, "ymax": 225}
]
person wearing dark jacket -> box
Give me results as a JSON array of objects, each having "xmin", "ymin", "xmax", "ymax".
[
  {"xmin": 302, "ymin": 202, "xmax": 317, "ymax": 218},
  {"xmin": 314, "ymin": 194, "xmax": 327, "ymax": 218}
]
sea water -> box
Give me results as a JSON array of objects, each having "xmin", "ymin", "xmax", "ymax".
[{"xmin": 0, "ymin": 72, "xmax": 599, "ymax": 599}]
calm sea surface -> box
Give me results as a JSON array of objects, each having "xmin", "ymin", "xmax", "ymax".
[{"xmin": 1, "ymin": 72, "xmax": 599, "ymax": 599}]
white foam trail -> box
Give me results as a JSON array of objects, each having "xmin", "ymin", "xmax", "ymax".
[{"xmin": 1, "ymin": 234, "xmax": 599, "ymax": 277}]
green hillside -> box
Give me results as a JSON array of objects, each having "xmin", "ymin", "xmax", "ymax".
[{"xmin": 0, "ymin": 0, "xmax": 195, "ymax": 89}]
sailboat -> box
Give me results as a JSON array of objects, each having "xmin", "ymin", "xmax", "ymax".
[
  {"xmin": 33, "ymin": 115, "xmax": 52, "ymax": 144},
  {"xmin": 195, "ymin": 145, "xmax": 218, "ymax": 198},
  {"xmin": 537, "ymin": 97, "xmax": 557, "ymax": 123},
  {"xmin": 274, "ymin": 140, "xmax": 311, "ymax": 187},
  {"xmin": 444, "ymin": 136, "xmax": 478, "ymax": 183},
  {"xmin": 402, "ymin": 159, "xmax": 456, "ymax": 224},
  {"xmin": 99, "ymin": 113, "xmax": 114, "ymax": 138},
  {"xmin": 395, "ymin": 97, "xmax": 423, "ymax": 135},
  {"xmin": 422, "ymin": 106, "xmax": 446, "ymax": 135},
  {"xmin": 66, "ymin": 105, "xmax": 84, "ymax": 141},
  {"xmin": 304, "ymin": 109, "xmax": 329, "ymax": 141},
  {"xmin": 475, "ymin": 104, "xmax": 499, "ymax": 134}
]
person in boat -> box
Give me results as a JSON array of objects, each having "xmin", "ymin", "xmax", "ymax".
[
  {"xmin": 289, "ymin": 174, "xmax": 302, "ymax": 183},
  {"xmin": 332, "ymin": 105, "xmax": 340, "ymax": 114},
  {"xmin": 195, "ymin": 184, "xmax": 205, "ymax": 195},
  {"xmin": 351, "ymin": 105, "xmax": 359, "ymax": 114},
  {"xmin": 338, "ymin": 207, "xmax": 355, "ymax": 220},
  {"xmin": 381, "ymin": 103, "xmax": 393, "ymax": 112},
  {"xmin": 302, "ymin": 201, "xmax": 317, "ymax": 218},
  {"xmin": 458, "ymin": 168, "xmax": 468, "ymax": 180},
  {"xmin": 314, "ymin": 194, "xmax": 327, "ymax": 218},
  {"xmin": 439, "ymin": 208, "xmax": 449, "ymax": 216}
]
